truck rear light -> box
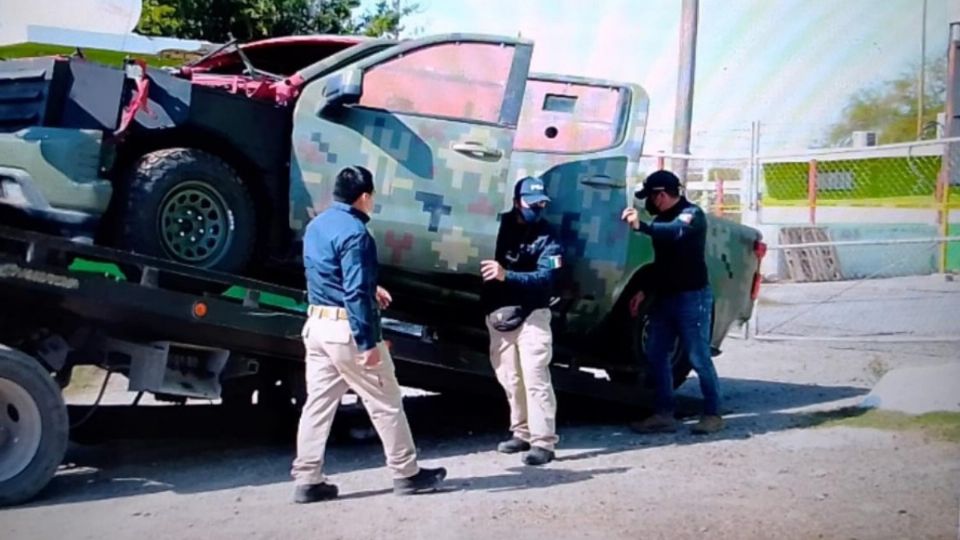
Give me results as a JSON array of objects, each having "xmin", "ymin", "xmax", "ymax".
[
  {"xmin": 751, "ymin": 239, "xmax": 766, "ymax": 300},
  {"xmin": 754, "ymin": 239, "xmax": 767, "ymax": 260}
]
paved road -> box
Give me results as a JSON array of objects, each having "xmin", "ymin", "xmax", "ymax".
[
  {"xmin": 3, "ymin": 339, "xmax": 958, "ymax": 540},
  {"xmin": 755, "ymin": 274, "xmax": 960, "ymax": 339}
]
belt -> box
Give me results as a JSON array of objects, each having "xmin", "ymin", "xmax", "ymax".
[{"xmin": 307, "ymin": 305, "xmax": 349, "ymax": 320}]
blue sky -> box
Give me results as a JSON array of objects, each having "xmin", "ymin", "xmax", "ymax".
[
  {"xmin": 391, "ymin": 0, "xmax": 953, "ymax": 154},
  {"xmin": 3, "ymin": 0, "xmax": 954, "ymax": 154}
]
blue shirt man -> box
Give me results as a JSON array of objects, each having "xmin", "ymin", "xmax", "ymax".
[
  {"xmin": 303, "ymin": 195, "xmax": 382, "ymax": 353},
  {"xmin": 621, "ymin": 170, "xmax": 724, "ymax": 435},
  {"xmin": 292, "ymin": 165, "xmax": 446, "ymax": 503}
]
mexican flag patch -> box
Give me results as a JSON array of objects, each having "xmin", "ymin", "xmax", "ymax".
[{"xmin": 547, "ymin": 255, "xmax": 563, "ymax": 269}]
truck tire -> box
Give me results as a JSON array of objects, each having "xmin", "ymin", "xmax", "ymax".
[
  {"xmin": 0, "ymin": 346, "xmax": 68, "ymax": 506},
  {"xmin": 607, "ymin": 310, "xmax": 692, "ymax": 389},
  {"xmin": 118, "ymin": 148, "xmax": 257, "ymax": 275}
]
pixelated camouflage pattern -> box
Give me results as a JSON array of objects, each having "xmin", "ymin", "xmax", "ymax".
[
  {"xmin": 506, "ymin": 74, "xmax": 649, "ymax": 334},
  {"xmin": 703, "ymin": 214, "xmax": 762, "ymax": 344},
  {"xmin": 291, "ymin": 108, "xmax": 514, "ymax": 274},
  {"xmin": 289, "ymin": 34, "xmax": 761, "ymax": 345},
  {"xmin": 0, "ymin": 33, "xmax": 761, "ymax": 360},
  {"xmin": 0, "ymin": 128, "xmax": 112, "ymax": 214},
  {"xmin": 291, "ymin": 35, "xmax": 531, "ymax": 291},
  {"xmin": 508, "ymin": 73, "xmax": 760, "ymax": 342}
]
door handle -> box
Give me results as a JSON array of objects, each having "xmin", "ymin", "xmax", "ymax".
[
  {"xmin": 580, "ymin": 175, "xmax": 625, "ymax": 188},
  {"xmin": 452, "ymin": 141, "xmax": 503, "ymax": 159}
]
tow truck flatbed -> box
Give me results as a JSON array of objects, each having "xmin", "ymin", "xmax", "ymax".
[
  {"xmin": 0, "ymin": 226, "xmax": 640, "ymax": 404},
  {"xmin": 0, "ymin": 225, "xmax": 646, "ymax": 506}
]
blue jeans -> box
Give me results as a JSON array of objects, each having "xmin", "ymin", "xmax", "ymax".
[{"xmin": 645, "ymin": 287, "xmax": 720, "ymax": 416}]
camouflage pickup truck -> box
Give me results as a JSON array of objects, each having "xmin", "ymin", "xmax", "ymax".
[{"xmin": 0, "ymin": 33, "xmax": 764, "ymax": 384}]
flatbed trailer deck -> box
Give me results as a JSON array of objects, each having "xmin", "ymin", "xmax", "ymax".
[{"xmin": 0, "ymin": 225, "xmax": 644, "ymax": 506}]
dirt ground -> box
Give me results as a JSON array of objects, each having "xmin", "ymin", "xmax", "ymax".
[{"xmin": 2, "ymin": 338, "xmax": 959, "ymax": 540}]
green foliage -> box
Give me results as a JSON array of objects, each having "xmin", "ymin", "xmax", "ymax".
[
  {"xmin": 0, "ymin": 43, "xmax": 181, "ymax": 68},
  {"xmin": 357, "ymin": 1, "xmax": 420, "ymax": 39},
  {"xmin": 134, "ymin": 0, "xmax": 419, "ymax": 42},
  {"xmin": 308, "ymin": 0, "xmax": 364, "ymax": 35},
  {"xmin": 137, "ymin": 0, "xmax": 184, "ymax": 37},
  {"xmin": 806, "ymin": 408, "xmax": 960, "ymax": 444},
  {"xmin": 824, "ymin": 58, "xmax": 947, "ymax": 146}
]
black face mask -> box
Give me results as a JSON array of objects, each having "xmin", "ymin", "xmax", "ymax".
[
  {"xmin": 519, "ymin": 206, "xmax": 544, "ymax": 223},
  {"xmin": 644, "ymin": 197, "xmax": 660, "ymax": 216}
]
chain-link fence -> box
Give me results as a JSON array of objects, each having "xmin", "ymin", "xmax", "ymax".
[
  {"xmin": 640, "ymin": 137, "xmax": 960, "ymax": 342},
  {"xmin": 755, "ymin": 138, "xmax": 959, "ymax": 280},
  {"xmin": 752, "ymin": 137, "xmax": 960, "ymax": 340},
  {"xmin": 638, "ymin": 153, "xmax": 752, "ymax": 222}
]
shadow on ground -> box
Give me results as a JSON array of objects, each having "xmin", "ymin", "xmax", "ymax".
[{"xmin": 23, "ymin": 377, "xmax": 866, "ymax": 508}]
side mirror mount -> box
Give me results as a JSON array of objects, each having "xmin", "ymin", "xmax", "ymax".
[{"xmin": 317, "ymin": 68, "xmax": 362, "ymax": 114}]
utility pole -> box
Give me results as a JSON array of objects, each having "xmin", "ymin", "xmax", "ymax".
[
  {"xmin": 392, "ymin": 0, "xmax": 401, "ymax": 40},
  {"xmin": 917, "ymin": 0, "xmax": 928, "ymax": 139},
  {"xmin": 673, "ymin": 0, "xmax": 699, "ymax": 183},
  {"xmin": 947, "ymin": 0, "xmax": 960, "ymax": 140},
  {"xmin": 938, "ymin": 20, "xmax": 959, "ymax": 272}
]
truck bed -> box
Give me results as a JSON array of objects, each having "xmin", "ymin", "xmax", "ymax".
[
  {"xmin": 0, "ymin": 57, "xmax": 126, "ymax": 133},
  {"xmin": 0, "ymin": 226, "xmax": 646, "ymax": 405}
]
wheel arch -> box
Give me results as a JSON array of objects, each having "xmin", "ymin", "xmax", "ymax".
[
  {"xmin": 112, "ymin": 128, "xmax": 272, "ymax": 209},
  {"xmin": 601, "ymin": 263, "xmax": 720, "ymax": 346},
  {"xmin": 102, "ymin": 129, "xmax": 287, "ymax": 261}
]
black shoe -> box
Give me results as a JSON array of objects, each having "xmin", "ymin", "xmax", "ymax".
[
  {"xmin": 393, "ymin": 467, "xmax": 447, "ymax": 496},
  {"xmin": 293, "ymin": 482, "xmax": 339, "ymax": 504},
  {"xmin": 522, "ymin": 446, "xmax": 555, "ymax": 466},
  {"xmin": 497, "ymin": 437, "xmax": 531, "ymax": 454}
]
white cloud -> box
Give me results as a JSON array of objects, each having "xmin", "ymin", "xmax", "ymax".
[
  {"xmin": 5, "ymin": 0, "xmax": 951, "ymax": 153},
  {"xmin": 0, "ymin": 0, "xmax": 142, "ymax": 45}
]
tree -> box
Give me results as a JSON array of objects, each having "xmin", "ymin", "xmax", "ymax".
[
  {"xmin": 135, "ymin": 0, "xmax": 418, "ymax": 42},
  {"xmin": 357, "ymin": 1, "xmax": 421, "ymax": 39},
  {"xmin": 824, "ymin": 57, "xmax": 947, "ymax": 146},
  {"xmin": 137, "ymin": 0, "xmax": 184, "ymax": 37}
]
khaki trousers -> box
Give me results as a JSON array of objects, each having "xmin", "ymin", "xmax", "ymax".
[
  {"xmin": 486, "ymin": 308, "xmax": 558, "ymax": 451},
  {"xmin": 291, "ymin": 316, "xmax": 419, "ymax": 485}
]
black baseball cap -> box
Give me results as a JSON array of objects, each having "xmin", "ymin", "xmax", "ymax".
[
  {"xmin": 516, "ymin": 176, "xmax": 551, "ymax": 205},
  {"xmin": 635, "ymin": 170, "xmax": 681, "ymax": 199}
]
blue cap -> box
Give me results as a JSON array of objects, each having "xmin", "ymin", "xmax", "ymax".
[{"xmin": 516, "ymin": 176, "xmax": 551, "ymax": 205}]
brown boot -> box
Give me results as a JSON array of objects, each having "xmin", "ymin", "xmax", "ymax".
[
  {"xmin": 629, "ymin": 413, "xmax": 678, "ymax": 434},
  {"xmin": 691, "ymin": 415, "xmax": 724, "ymax": 435}
]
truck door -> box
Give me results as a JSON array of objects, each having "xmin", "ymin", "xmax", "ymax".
[
  {"xmin": 290, "ymin": 35, "xmax": 533, "ymax": 285},
  {"xmin": 506, "ymin": 74, "xmax": 649, "ymax": 329}
]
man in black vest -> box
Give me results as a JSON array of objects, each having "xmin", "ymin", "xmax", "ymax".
[
  {"xmin": 621, "ymin": 170, "xmax": 723, "ymax": 435},
  {"xmin": 480, "ymin": 176, "xmax": 564, "ymax": 465}
]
